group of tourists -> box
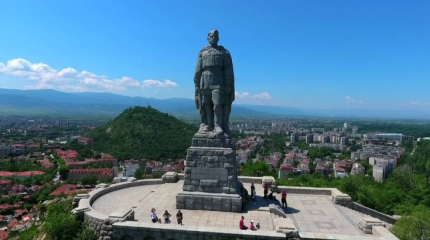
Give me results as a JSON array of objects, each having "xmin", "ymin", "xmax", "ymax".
[
  {"xmin": 150, "ymin": 208, "xmax": 183, "ymax": 225},
  {"xmin": 250, "ymin": 183, "xmax": 288, "ymax": 208},
  {"xmin": 150, "ymin": 183, "xmax": 288, "ymax": 229}
]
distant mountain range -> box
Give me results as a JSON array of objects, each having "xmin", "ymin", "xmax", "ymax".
[{"xmin": 0, "ymin": 88, "xmax": 429, "ymax": 119}]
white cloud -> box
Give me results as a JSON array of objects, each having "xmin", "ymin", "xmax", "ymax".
[
  {"xmin": 142, "ymin": 79, "xmax": 178, "ymax": 88},
  {"xmin": 411, "ymin": 101, "xmax": 419, "ymax": 105},
  {"xmin": 0, "ymin": 58, "xmax": 178, "ymax": 92},
  {"xmin": 345, "ymin": 96, "xmax": 362, "ymax": 104},
  {"xmin": 235, "ymin": 91, "xmax": 272, "ymax": 100},
  {"xmin": 235, "ymin": 91, "xmax": 250, "ymax": 99},
  {"xmin": 345, "ymin": 96, "xmax": 356, "ymax": 103},
  {"xmin": 252, "ymin": 92, "xmax": 272, "ymax": 100}
]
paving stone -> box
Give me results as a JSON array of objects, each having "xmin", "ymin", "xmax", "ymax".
[{"xmin": 91, "ymin": 181, "xmax": 390, "ymax": 239}]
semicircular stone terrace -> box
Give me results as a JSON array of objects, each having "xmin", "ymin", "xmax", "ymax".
[{"xmin": 86, "ymin": 179, "xmax": 398, "ymax": 240}]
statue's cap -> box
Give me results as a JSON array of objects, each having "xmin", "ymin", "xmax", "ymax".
[{"xmin": 208, "ymin": 29, "xmax": 219, "ymax": 36}]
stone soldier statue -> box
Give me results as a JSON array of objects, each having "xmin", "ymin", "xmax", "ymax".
[{"xmin": 194, "ymin": 29, "xmax": 235, "ymax": 135}]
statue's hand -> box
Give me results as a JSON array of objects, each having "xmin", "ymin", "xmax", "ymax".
[{"xmin": 195, "ymin": 97, "xmax": 199, "ymax": 109}]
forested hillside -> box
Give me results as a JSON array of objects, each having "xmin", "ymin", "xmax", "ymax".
[{"xmin": 86, "ymin": 106, "xmax": 197, "ymax": 160}]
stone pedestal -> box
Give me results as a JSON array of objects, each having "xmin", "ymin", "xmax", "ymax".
[
  {"xmin": 358, "ymin": 217, "xmax": 385, "ymax": 234},
  {"xmin": 162, "ymin": 172, "xmax": 179, "ymax": 183},
  {"xmin": 176, "ymin": 132, "xmax": 242, "ymax": 212}
]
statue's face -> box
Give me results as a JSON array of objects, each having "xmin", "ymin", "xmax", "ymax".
[{"xmin": 207, "ymin": 31, "xmax": 219, "ymax": 46}]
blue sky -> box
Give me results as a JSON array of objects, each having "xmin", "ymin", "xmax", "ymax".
[{"xmin": 1, "ymin": 1, "xmax": 429, "ymax": 110}]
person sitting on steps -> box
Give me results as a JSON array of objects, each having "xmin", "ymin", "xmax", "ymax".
[
  {"xmin": 249, "ymin": 220, "xmax": 257, "ymax": 230},
  {"xmin": 239, "ymin": 216, "xmax": 248, "ymax": 230}
]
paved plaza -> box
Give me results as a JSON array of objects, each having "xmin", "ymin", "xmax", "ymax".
[{"xmin": 92, "ymin": 181, "xmax": 389, "ymax": 238}]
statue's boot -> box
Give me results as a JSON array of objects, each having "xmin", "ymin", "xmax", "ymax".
[
  {"xmin": 214, "ymin": 104, "xmax": 224, "ymax": 135},
  {"xmin": 199, "ymin": 124, "xmax": 209, "ymax": 133},
  {"xmin": 214, "ymin": 125, "xmax": 224, "ymax": 135}
]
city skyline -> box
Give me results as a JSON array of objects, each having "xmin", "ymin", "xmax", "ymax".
[{"xmin": 1, "ymin": 0, "xmax": 430, "ymax": 111}]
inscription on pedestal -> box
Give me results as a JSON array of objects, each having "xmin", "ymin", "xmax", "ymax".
[{"xmin": 191, "ymin": 167, "xmax": 228, "ymax": 181}]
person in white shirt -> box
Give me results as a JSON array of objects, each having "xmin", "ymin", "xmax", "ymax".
[{"xmin": 151, "ymin": 208, "xmax": 158, "ymax": 223}]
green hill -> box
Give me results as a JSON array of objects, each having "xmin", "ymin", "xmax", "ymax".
[{"xmin": 86, "ymin": 106, "xmax": 197, "ymax": 160}]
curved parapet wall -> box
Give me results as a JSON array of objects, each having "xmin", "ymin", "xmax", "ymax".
[{"xmin": 72, "ymin": 179, "xmax": 163, "ymax": 239}]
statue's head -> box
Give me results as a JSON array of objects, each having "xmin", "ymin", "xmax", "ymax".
[{"xmin": 207, "ymin": 30, "xmax": 219, "ymax": 47}]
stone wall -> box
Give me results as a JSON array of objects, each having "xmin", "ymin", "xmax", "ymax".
[
  {"xmin": 372, "ymin": 226, "xmax": 399, "ymax": 239},
  {"xmin": 276, "ymin": 186, "xmax": 332, "ymax": 195},
  {"xmin": 72, "ymin": 179, "xmax": 163, "ymax": 239},
  {"xmin": 238, "ymin": 176, "xmax": 263, "ymax": 183},
  {"xmin": 346, "ymin": 202, "xmax": 398, "ymax": 225},
  {"xmin": 112, "ymin": 222, "xmax": 287, "ymax": 240},
  {"xmin": 85, "ymin": 208, "xmax": 134, "ymax": 240}
]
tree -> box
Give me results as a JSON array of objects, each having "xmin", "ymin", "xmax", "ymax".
[
  {"xmin": 74, "ymin": 223, "xmax": 97, "ymax": 240},
  {"xmin": 80, "ymin": 175, "xmax": 98, "ymax": 186},
  {"xmin": 152, "ymin": 173, "xmax": 162, "ymax": 179},
  {"xmin": 59, "ymin": 167, "xmax": 69, "ymax": 180},
  {"xmin": 44, "ymin": 200, "xmax": 81, "ymax": 240},
  {"xmin": 38, "ymin": 204, "xmax": 48, "ymax": 217},
  {"xmin": 134, "ymin": 168, "xmax": 144, "ymax": 180},
  {"xmin": 391, "ymin": 205, "xmax": 430, "ymax": 240},
  {"xmin": 240, "ymin": 160, "xmax": 276, "ymax": 178}
]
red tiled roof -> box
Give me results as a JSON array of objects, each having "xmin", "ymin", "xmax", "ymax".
[
  {"xmin": 280, "ymin": 166, "xmax": 294, "ymax": 171},
  {"xmin": 69, "ymin": 168, "xmax": 113, "ymax": 175},
  {"xmin": 0, "ymin": 204, "xmax": 13, "ymax": 210},
  {"xmin": 15, "ymin": 209, "xmax": 28, "ymax": 216},
  {"xmin": 0, "ymin": 230, "xmax": 10, "ymax": 240},
  {"xmin": 38, "ymin": 158, "xmax": 53, "ymax": 168},
  {"xmin": 0, "ymin": 171, "xmax": 45, "ymax": 178},
  {"xmin": 8, "ymin": 219, "xmax": 19, "ymax": 229},
  {"xmin": 49, "ymin": 184, "xmax": 90, "ymax": 196},
  {"xmin": 22, "ymin": 213, "xmax": 34, "ymax": 223},
  {"xmin": 0, "ymin": 172, "xmax": 13, "ymax": 177},
  {"xmin": 12, "ymin": 144, "xmax": 25, "ymax": 147},
  {"xmin": 12, "ymin": 171, "xmax": 45, "ymax": 177},
  {"xmin": 316, "ymin": 165, "xmax": 325, "ymax": 170},
  {"xmin": 102, "ymin": 153, "xmax": 113, "ymax": 158},
  {"xmin": 337, "ymin": 163, "xmax": 347, "ymax": 168},
  {"xmin": 50, "ymin": 184, "xmax": 76, "ymax": 196}
]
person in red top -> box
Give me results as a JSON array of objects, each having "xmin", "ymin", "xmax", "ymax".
[
  {"xmin": 239, "ymin": 216, "xmax": 248, "ymax": 230},
  {"xmin": 281, "ymin": 190, "xmax": 287, "ymax": 208}
]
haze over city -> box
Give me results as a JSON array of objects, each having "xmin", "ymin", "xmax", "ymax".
[{"xmin": 1, "ymin": 0, "xmax": 430, "ymax": 112}]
